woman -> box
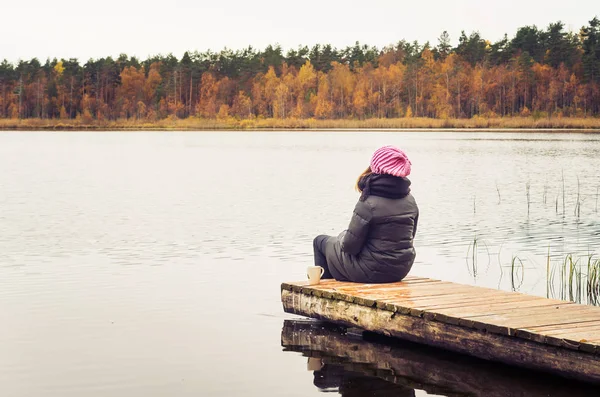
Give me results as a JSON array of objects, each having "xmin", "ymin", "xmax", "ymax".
[{"xmin": 313, "ymin": 145, "xmax": 419, "ymax": 283}]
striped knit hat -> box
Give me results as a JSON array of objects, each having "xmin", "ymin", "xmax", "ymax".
[{"xmin": 370, "ymin": 145, "xmax": 411, "ymax": 177}]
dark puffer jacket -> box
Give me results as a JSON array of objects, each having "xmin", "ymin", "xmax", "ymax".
[{"xmin": 324, "ymin": 174, "xmax": 419, "ymax": 283}]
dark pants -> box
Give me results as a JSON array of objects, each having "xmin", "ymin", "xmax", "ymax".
[{"xmin": 313, "ymin": 235, "xmax": 334, "ymax": 279}]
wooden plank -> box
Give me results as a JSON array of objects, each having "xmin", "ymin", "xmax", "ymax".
[
  {"xmin": 541, "ymin": 327, "xmax": 600, "ymax": 338},
  {"xmin": 309, "ymin": 282, "xmax": 475, "ymax": 305},
  {"xmin": 366, "ymin": 289, "xmax": 508, "ymax": 306},
  {"xmin": 423, "ymin": 300, "xmax": 575, "ymax": 326},
  {"xmin": 525, "ymin": 320, "xmax": 600, "ymax": 332},
  {"xmin": 533, "ymin": 322, "xmax": 600, "ymax": 333},
  {"xmin": 468, "ymin": 305, "xmax": 600, "ymax": 328},
  {"xmin": 291, "ymin": 280, "xmax": 451, "ymax": 299},
  {"xmin": 365, "ymin": 285, "xmax": 523, "ymax": 303},
  {"xmin": 392, "ymin": 295, "xmax": 545, "ymax": 322},
  {"xmin": 324, "ymin": 281, "xmax": 451, "ymax": 294},
  {"xmin": 307, "ymin": 283, "xmax": 524, "ymax": 309},
  {"xmin": 515, "ymin": 321, "xmax": 600, "ymax": 350},
  {"xmin": 433, "ymin": 297, "xmax": 570, "ymax": 316},
  {"xmin": 541, "ymin": 332, "xmax": 600, "ymax": 350},
  {"xmin": 410, "ymin": 293, "xmax": 541, "ymax": 309},
  {"xmin": 460, "ymin": 305, "xmax": 600, "ymax": 337},
  {"xmin": 429, "ymin": 302, "xmax": 585, "ymax": 335},
  {"xmin": 383, "ymin": 293, "xmax": 530, "ymax": 311},
  {"xmin": 281, "ymin": 289, "xmax": 600, "ymax": 383}
]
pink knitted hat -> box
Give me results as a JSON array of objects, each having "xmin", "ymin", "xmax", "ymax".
[{"xmin": 370, "ymin": 145, "xmax": 412, "ymax": 177}]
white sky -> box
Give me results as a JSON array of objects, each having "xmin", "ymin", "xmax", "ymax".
[{"xmin": 1, "ymin": 0, "xmax": 597, "ymax": 63}]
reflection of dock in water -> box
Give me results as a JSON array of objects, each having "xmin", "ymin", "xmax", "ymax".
[
  {"xmin": 281, "ymin": 319, "xmax": 600, "ymax": 396},
  {"xmin": 281, "ymin": 277, "xmax": 600, "ymax": 383}
]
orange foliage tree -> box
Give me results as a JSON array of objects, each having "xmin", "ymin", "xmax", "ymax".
[{"xmin": 1, "ymin": 17, "xmax": 599, "ymax": 122}]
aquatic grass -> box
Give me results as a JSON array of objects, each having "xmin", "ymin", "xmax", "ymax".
[
  {"xmin": 3, "ymin": 116, "xmax": 600, "ymax": 130},
  {"xmin": 466, "ymin": 235, "xmax": 490, "ymax": 279},
  {"xmin": 558, "ymin": 254, "xmax": 568, "ymax": 301},
  {"xmin": 498, "ymin": 248, "xmax": 600, "ymax": 306},
  {"xmin": 460, "ymin": 232, "xmax": 600, "ymax": 306},
  {"xmin": 525, "ymin": 180, "xmax": 531, "ymax": 216},
  {"xmin": 466, "ymin": 235, "xmax": 479, "ymax": 278},
  {"xmin": 543, "ymin": 181, "xmax": 548, "ymax": 205},
  {"xmin": 574, "ymin": 176, "xmax": 581, "ymax": 218},
  {"xmin": 561, "ymin": 170, "xmax": 566, "ymax": 216},
  {"xmin": 565, "ymin": 254, "xmax": 583, "ymax": 303},
  {"xmin": 497, "ymin": 241, "xmax": 505, "ymax": 288},
  {"xmin": 587, "ymin": 257, "xmax": 600, "ymax": 305},
  {"xmin": 596, "ymin": 186, "xmax": 599, "ymax": 213},
  {"xmin": 546, "ymin": 246, "xmax": 555, "ymax": 298},
  {"xmin": 543, "ymin": 253, "xmax": 599, "ymax": 305},
  {"xmin": 510, "ymin": 255, "xmax": 525, "ymax": 291},
  {"xmin": 496, "ymin": 181, "xmax": 501, "ymax": 204},
  {"xmin": 586, "ymin": 255, "xmax": 598, "ymax": 304}
]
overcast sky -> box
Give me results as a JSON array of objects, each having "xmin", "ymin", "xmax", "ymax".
[{"xmin": 1, "ymin": 0, "xmax": 597, "ymax": 63}]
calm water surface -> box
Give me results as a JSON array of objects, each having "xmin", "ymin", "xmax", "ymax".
[{"xmin": 1, "ymin": 131, "xmax": 600, "ymax": 396}]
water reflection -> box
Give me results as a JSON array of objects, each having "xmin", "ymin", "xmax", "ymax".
[
  {"xmin": 281, "ymin": 319, "xmax": 600, "ymax": 396},
  {"xmin": 312, "ymin": 364, "xmax": 415, "ymax": 396}
]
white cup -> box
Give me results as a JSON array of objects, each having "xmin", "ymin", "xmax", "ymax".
[{"xmin": 307, "ymin": 266, "xmax": 325, "ymax": 285}]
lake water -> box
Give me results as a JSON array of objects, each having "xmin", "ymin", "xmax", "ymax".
[{"xmin": 1, "ymin": 130, "xmax": 600, "ymax": 396}]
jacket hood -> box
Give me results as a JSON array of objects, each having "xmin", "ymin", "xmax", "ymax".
[{"xmin": 358, "ymin": 173, "xmax": 411, "ymax": 201}]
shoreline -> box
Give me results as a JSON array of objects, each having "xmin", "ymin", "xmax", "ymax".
[
  {"xmin": 1, "ymin": 117, "xmax": 600, "ymax": 132},
  {"xmin": 3, "ymin": 128, "xmax": 600, "ymax": 133}
]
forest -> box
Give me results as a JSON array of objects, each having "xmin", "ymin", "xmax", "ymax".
[{"xmin": 1, "ymin": 17, "xmax": 599, "ymax": 129}]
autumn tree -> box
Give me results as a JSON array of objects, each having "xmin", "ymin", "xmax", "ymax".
[
  {"xmin": 231, "ymin": 90, "xmax": 252, "ymax": 118},
  {"xmin": 1, "ymin": 17, "xmax": 600, "ymax": 122}
]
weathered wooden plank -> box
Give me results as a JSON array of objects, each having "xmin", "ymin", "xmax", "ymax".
[
  {"xmin": 320, "ymin": 281, "xmax": 451, "ymax": 294},
  {"xmin": 349, "ymin": 284, "xmax": 482, "ymax": 297},
  {"xmin": 421, "ymin": 301, "xmax": 575, "ymax": 327},
  {"xmin": 458, "ymin": 305, "xmax": 600, "ymax": 337},
  {"xmin": 368, "ymin": 285, "xmax": 517, "ymax": 301},
  {"xmin": 533, "ymin": 324, "xmax": 600, "ymax": 336},
  {"xmin": 408, "ymin": 292, "xmax": 539, "ymax": 309},
  {"xmin": 437, "ymin": 303, "xmax": 574, "ymax": 335},
  {"xmin": 368, "ymin": 291, "xmax": 506, "ymax": 309},
  {"xmin": 514, "ymin": 324, "xmax": 600, "ymax": 350},
  {"xmin": 377, "ymin": 294, "xmax": 543, "ymax": 326},
  {"xmin": 294, "ymin": 282, "xmax": 466, "ymax": 305},
  {"xmin": 282, "ymin": 281, "xmax": 442, "ymax": 301},
  {"xmin": 430, "ymin": 298, "xmax": 571, "ymax": 319},
  {"xmin": 466, "ymin": 305, "xmax": 600, "ymax": 329},
  {"xmin": 281, "ymin": 289, "xmax": 600, "ymax": 383},
  {"xmin": 379, "ymin": 285, "xmax": 511, "ymax": 298},
  {"xmin": 524, "ymin": 320, "xmax": 600, "ymax": 332},
  {"xmin": 541, "ymin": 328, "xmax": 600, "ymax": 339}
]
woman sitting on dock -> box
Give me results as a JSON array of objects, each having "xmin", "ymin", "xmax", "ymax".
[{"xmin": 313, "ymin": 145, "xmax": 419, "ymax": 283}]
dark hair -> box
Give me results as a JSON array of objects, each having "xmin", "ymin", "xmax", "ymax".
[{"xmin": 355, "ymin": 166, "xmax": 372, "ymax": 192}]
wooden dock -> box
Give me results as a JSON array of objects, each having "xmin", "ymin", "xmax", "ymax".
[{"xmin": 281, "ymin": 276, "xmax": 600, "ymax": 384}]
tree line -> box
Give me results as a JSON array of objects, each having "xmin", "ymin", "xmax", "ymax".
[{"xmin": 1, "ymin": 17, "xmax": 599, "ymax": 122}]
